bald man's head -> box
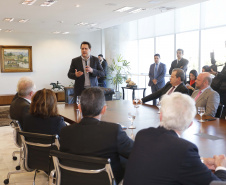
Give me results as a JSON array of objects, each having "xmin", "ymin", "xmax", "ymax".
[{"xmin": 195, "ymin": 72, "xmax": 212, "ymax": 90}]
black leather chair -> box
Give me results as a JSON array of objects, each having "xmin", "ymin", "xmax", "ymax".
[
  {"xmin": 215, "ymin": 104, "xmax": 224, "ymax": 118},
  {"xmin": 64, "ymin": 87, "xmax": 115, "ymax": 104},
  {"xmin": 4, "ymin": 131, "xmax": 60, "ymax": 185},
  {"xmin": 9, "ymin": 120, "xmax": 22, "ymax": 170},
  {"xmin": 50, "ymin": 150, "xmax": 117, "ymax": 185}
]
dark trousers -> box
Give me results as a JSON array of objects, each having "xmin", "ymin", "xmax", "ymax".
[
  {"xmin": 98, "ymin": 80, "xmax": 107, "ymax": 88},
  {"xmin": 151, "ymin": 85, "xmax": 159, "ymax": 106}
]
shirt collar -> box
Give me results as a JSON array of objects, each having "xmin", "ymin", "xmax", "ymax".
[
  {"xmin": 23, "ymin": 97, "xmax": 31, "ymax": 104},
  {"xmin": 200, "ymin": 86, "xmax": 209, "ymax": 93},
  {"xmin": 81, "ymin": 55, "xmax": 90, "ymax": 61}
]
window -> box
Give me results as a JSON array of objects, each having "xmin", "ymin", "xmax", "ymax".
[
  {"xmin": 176, "ymin": 31, "xmax": 199, "ymax": 73},
  {"xmin": 201, "ymin": 27, "xmax": 226, "ymax": 72},
  {"xmin": 156, "ymin": 35, "xmax": 174, "ymax": 74}
]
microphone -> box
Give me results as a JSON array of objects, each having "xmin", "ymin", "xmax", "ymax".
[{"xmin": 85, "ymin": 60, "xmax": 88, "ymax": 73}]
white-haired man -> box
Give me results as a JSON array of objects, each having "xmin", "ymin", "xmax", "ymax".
[
  {"xmin": 10, "ymin": 77, "xmax": 36, "ymax": 129},
  {"xmin": 124, "ymin": 92, "xmax": 226, "ymax": 185},
  {"xmin": 191, "ymin": 72, "xmax": 220, "ymax": 117}
]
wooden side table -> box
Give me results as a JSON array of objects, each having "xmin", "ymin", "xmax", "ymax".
[{"xmin": 121, "ymin": 87, "xmax": 146, "ymax": 100}]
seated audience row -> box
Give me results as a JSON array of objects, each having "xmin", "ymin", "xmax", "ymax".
[{"xmin": 124, "ymin": 92, "xmax": 226, "ymax": 185}]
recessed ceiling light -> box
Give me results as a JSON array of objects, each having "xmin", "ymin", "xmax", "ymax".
[
  {"xmin": 76, "ymin": 22, "xmax": 88, "ymax": 26},
  {"xmin": 88, "ymin": 23, "xmax": 97, "ymax": 27},
  {"xmin": 22, "ymin": 0, "xmax": 37, "ymax": 5},
  {"xmin": 5, "ymin": 29, "xmax": 13, "ymax": 32},
  {"xmin": 148, "ymin": 0, "xmax": 162, "ymax": 4},
  {"xmin": 129, "ymin": 8, "xmax": 146, "ymax": 14},
  {"xmin": 53, "ymin": 31, "xmax": 60, "ymax": 34},
  {"xmin": 62, "ymin": 32, "xmax": 69, "ymax": 34},
  {"xmin": 0, "ymin": 29, "xmax": 2, "ymax": 31},
  {"xmin": 105, "ymin": 3, "xmax": 117, "ymax": 6},
  {"xmin": 40, "ymin": 0, "xmax": 57, "ymax": 7},
  {"xmin": 114, "ymin": 7, "xmax": 134, "ymax": 12},
  {"xmin": 19, "ymin": 19, "xmax": 29, "ymax": 23},
  {"xmin": 75, "ymin": 4, "xmax": 80, "ymax": 8},
  {"xmin": 3, "ymin": 18, "xmax": 14, "ymax": 22}
]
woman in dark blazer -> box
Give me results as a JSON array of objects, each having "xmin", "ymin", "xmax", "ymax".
[
  {"xmin": 186, "ymin": 69, "xmax": 198, "ymax": 96},
  {"xmin": 23, "ymin": 89, "xmax": 66, "ymax": 135}
]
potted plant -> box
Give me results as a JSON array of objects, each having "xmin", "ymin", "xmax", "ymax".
[{"xmin": 108, "ymin": 55, "xmax": 130, "ymax": 99}]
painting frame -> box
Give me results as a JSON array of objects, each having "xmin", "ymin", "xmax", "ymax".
[{"xmin": 0, "ymin": 45, "xmax": 32, "ymax": 73}]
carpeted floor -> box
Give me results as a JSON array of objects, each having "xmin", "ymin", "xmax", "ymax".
[{"xmin": 0, "ymin": 106, "xmax": 11, "ymax": 127}]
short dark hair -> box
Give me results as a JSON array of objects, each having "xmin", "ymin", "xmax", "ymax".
[
  {"xmin": 80, "ymin": 41, "xmax": 91, "ymax": 49},
  {"xmin": 98, "ymin": 54, "xmax": 103, "ymax": 57},
  {"xmin": 80, "ymin": 87, "xmax": 105, "ymax": 117},
  {"xmin": 30, "ymin": 89, "xmax": 58, "ymax": 118},
  {"xmin": 177, "ymin": 49, "xmax": 184, "ymax": 54},
  {"xmin": 202, "ymin": 65, "xmax": 211, "ymax": 72},
  {"xmin": 154, "ymin": 54, "xmax": 160, "ymax": 58},
  {"xmin": 172, "ymin": 68, "xmax": 185, "ymax": 82}
]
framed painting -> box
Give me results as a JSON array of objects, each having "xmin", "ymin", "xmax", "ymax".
[{"xmin": 0, "ymin": 45, "xmax": 32, "ymax": 72}]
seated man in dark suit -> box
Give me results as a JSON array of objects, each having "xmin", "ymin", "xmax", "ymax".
[
  {"xmin": 142, "ymin": 68, "xmax": 188, "ymax": 103},
  {"xmin": 10, "ymin": 77, "xmax": 36, "ymax": 129},
  {"xmin": 60, "ymin": 87, "xmax": 134, "ymax": 184},
  {"xmin": 124, "ymin": 92, "xmax": 226, "ymax": 185}
]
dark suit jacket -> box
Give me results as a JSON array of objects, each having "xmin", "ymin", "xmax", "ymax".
[
  {"xmin": 60, "ymin": 117, "xmax": 134, "ymax": 184},
  {"xmin": 98, "ymin": 59, "xmax": 108, "ymax": 82},
  {"xmin": 142, "ymin": 82, "xmax": 188, "ymax": 103},
  {"xmin": 169, "ymin": 58, "xmax": 189, "ymax": 81},
  {"xmin": 148, "ymin": 62, "xmax": 166, "ymax": 89},
  {"xmin": 68, "ymin": 55, "xmax": 104, "ymax": 97},
  {"xmin": 123, "ymin": 126, "xmax": 226, "ymax": 185},
  {"xmin": 23, "ymin": 114, "xmax": 66, "ymax": 136},
  {"xmin": 10, "ymin": 95, "xmax": 30, "ymax": 129}
]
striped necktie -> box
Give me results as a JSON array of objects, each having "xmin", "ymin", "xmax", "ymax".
[{"xmin": 167, "ymin": 86, "xmax": 175, "ymax": 95}]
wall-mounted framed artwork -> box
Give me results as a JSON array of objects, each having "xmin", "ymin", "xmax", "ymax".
[{"xmin": 0, "ymin": 45, "xmax": 32, "ymax": 72}]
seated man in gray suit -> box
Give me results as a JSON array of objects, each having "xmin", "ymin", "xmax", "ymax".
[
  {"xmin": 191, "ymin": 72, "xmax": 220, "ymax": 117},
  {"xmin": 60, "ymin": 87, "xmax": 134, "ymax": 184},
  {"xmin": 124, "ymin": 92, "xmax": 226, "ymax": 185},
  {"xmin": 10, "ymin": 77, "xmax": 36, "ymax": 129},
  {"xmin": 142, "ymin": 68, "xmax": 188, "ymax": 103}
]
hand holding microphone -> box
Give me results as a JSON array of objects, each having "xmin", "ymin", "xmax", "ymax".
[{"xmin": 85, "ymin": 60, "xmax": 93, "ymax": 73}]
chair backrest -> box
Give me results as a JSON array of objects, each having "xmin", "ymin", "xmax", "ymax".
[
  {"xmin": 215, "ymin": 104, "xmax": 224, "ymax": 118},
  {"xmin": 18, "ymin": 131, "xmax": 60, "ymax": 173},
  {"xmin": 10, "ymin": 120, "xmax": 22, "ymax": 148},
  {"xmin": 50, "ymin": 150, "xmax": 117, "ymax": 185}
]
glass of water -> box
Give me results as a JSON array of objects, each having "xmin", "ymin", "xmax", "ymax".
[
  {"xmin": 128, "ymin": 112, "xmax": 136, "ymax": 129},
  {"xmin": 76, "ymin": 96, "xmax": 81, "ymax": 110},
  {"xmin": 198, "ymin": 107, "xmax": 205, "ymax": 122},
  {"xmin": 134, "ymin": 97, "xmax": 140, "ymax": 108}
]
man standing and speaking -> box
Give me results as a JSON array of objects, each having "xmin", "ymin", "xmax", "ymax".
[{"xmin": 68, "ymin": 41, "xmax": 104, "ymax": 100}]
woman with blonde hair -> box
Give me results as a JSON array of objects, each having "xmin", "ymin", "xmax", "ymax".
[{"xmin": 23, "ymin": 88, "xmax": 66, "ymax": 135}]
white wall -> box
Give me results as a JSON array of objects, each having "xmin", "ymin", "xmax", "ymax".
[{"xmin": 0, "ymin": 31, "xmax": 102, "ymax": 94}]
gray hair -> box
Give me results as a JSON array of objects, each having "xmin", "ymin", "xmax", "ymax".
[
  {"xmin": 17, "ymin": 77, "xmax": 35, "ymax": 97},
  {"xmin": 80, "ymin": 87, "xmax": 105, "ymax": 117},
  {"xmin": 160, "ymin": 92, "xmax": 196, "ymax": 132},
  {"xmin": 172, "ymin": 68, "xmax": 185, "ymax": 82}
]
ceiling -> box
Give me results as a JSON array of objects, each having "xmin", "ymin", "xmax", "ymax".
[{"xmin": 0, "ymin": 0, "xmax": 208, "ymax": 35}]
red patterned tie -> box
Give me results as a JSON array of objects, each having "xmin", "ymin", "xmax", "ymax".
[{"xmin": 167, "ymin": 86, "xmax": 175, "ymax": 95}]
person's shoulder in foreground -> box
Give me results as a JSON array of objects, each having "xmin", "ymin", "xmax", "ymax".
[{"xmin": 124, "ymin": 92, "xmax": 226, "ymax": 185}]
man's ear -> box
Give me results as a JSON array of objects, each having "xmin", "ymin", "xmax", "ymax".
[
  {"xmin": 100, "ymin": 105, "xmax": 107, "ymax": 115},
  {"xmin": 160, "ymin": 112, "xmax": 162, "ymax": 121},
  {"xmin": 78, "ymin": 104, "xmax": 82, "ymax": 113},
  {"xmin": 188, "ymin": 121, "xmax": 193, "ymax": 128}
]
